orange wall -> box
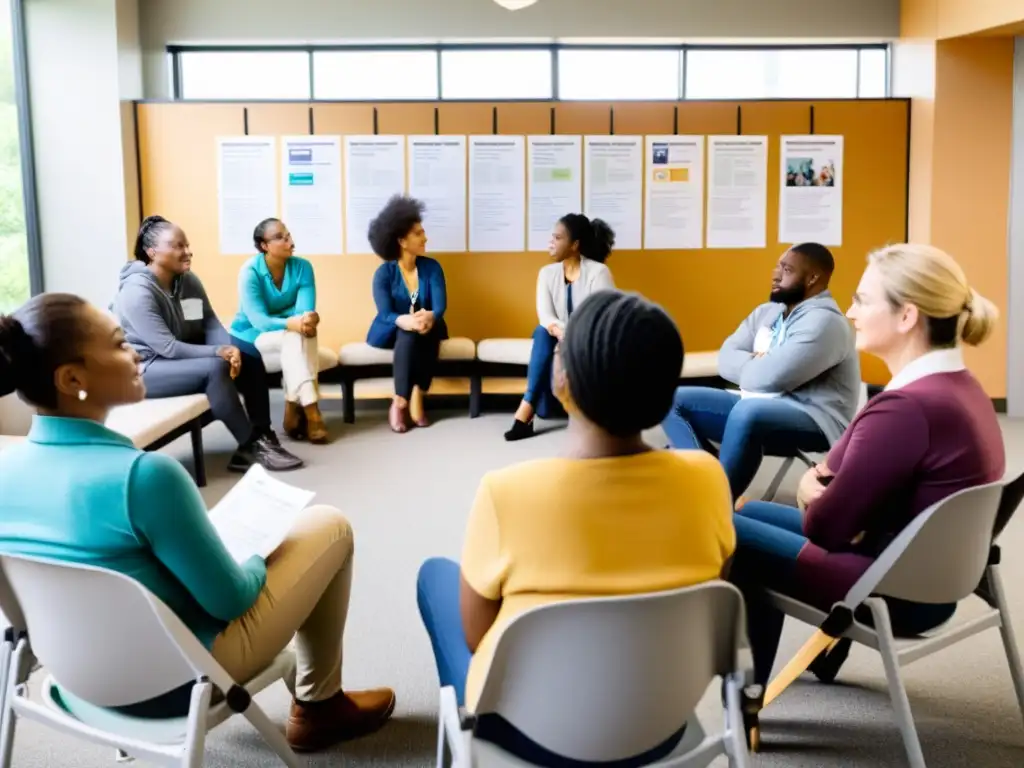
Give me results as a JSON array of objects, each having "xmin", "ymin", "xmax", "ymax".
[
  {"xmin": 898, "ymin": 36, "xmax": 1014, "ymax": 397},
  {"xmin": 902, "ymin": 0, "xmax": 1024, "ymax": 38},
  {"xmin": 136, "ymin": 99, "xmax": 909, "ymax": 387}
]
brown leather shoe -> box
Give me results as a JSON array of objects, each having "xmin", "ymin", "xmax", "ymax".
[
  {"xmin": 304, "ymin": 403, "xmax": 329, "ymax": 444},
  {"xmin": 286, "ymin": 688, "xmax": 396, "ymax": 753},
  {"xmin": 283, "ymin": 401, "xmax": 307, "ymax": 440}
]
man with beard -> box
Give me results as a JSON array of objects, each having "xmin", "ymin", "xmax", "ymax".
[{"xmin": 662, "ymin": 243, "xmax": 860, "ymax": 500}]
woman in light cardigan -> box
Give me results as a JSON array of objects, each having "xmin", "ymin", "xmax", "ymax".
[{"xmin": 504, "ymin": 214, "xmax": 615, "ymax": 441}]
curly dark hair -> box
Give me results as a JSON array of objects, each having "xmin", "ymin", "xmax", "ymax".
[{"xmin": 367, "ymin": 195, "xmax": 425, "ymax": 261}]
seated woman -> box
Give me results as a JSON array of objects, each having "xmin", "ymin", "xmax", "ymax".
[
  {"xmin": 230, "ymin": 218, "xmax": 328, "ymax": 444},
  {"xmin": 417, "ymin": 290, "xmax": 736, "ymax": 722},
  {"xmin": 0, "ymin": 293, "xmax": 394, "ymax": 751},
  {"xmin": 366, "ymin": 195, "xmax": 448, "ymax": 433},
  {"xmin": 729, "ymin": 243, "xmax": 1006, "ymax": 687},
  {"xmin": 114, "ymin": 215, "xmax": 302, "ymax": 472},
  {"xmin": 505, "ymin": 214, "xmax": 616, "ymax": 441}
]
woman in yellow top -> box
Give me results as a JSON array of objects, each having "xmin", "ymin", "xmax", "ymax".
[{"xmin": 416, "ymin": 289, "xmax": 737, "ymax": 716}]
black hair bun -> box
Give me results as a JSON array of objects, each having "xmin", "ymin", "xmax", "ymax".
[{"xmin": 0, "ymin": 314, "xmax": 26, "ymax": 398}]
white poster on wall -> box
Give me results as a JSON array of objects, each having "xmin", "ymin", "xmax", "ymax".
[
  {"xmin": 217, "ymin": 136, "xmax": 278, "ymax": 255},
  {"xmin": 407, "ymin": 136, "xmax": 467, "ymax": 253},
  {"xmin": 643, "ymin": 135, "xmax": 705, "ymax": 250},
  {"xmin": 280, "ymin": 136, "xmax": 342, "ymax": 255},
  {"xmin": 343, "ymin": 136, "xmax": 406, "ymax": 255},
  {"xmin": 583, "ymin": 136, "xmax": 643, "ymax": 250},
  {"xmin": 527, "ymin": 136, "xmax": 582, "ymax": 252},
  {"xmin": 706, "ymin": 136, "xmax": 768, "ymax": 249},
  {"xmin": 779, "ymin": 135, "xmax": 844, "ymax": 246},
  {"xmin": 469, "ymin": 135, "xmax": 526, "ymax": 252}
]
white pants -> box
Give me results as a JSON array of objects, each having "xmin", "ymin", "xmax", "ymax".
[{"xmin": 255, "ymin": 330, "xmax": 320, "ymax": 406}]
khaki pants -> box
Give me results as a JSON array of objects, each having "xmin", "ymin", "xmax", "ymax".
[
  {"xmin": 211, "ymin": 505, "xmax": 353, "ymax": 702},
  {"xmin": 255, "ymin": 330, "xmax": 320, "ymax": 406}
]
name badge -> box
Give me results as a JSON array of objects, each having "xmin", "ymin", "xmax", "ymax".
[{"xmin": 180, "ymin": 298, "xmax": 203, "ymax": 321}]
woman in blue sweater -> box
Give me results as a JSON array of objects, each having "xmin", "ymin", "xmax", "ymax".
[
  {"xmin": 0, "ymin": 293, "xmax": 394, "ymax": 752},
  {"xmin": 231, "ymin": 218, "xmax": 328, "ymax": 444},
  {"xmin": 366, "ymin": 195, "xmax": 448, "ymax": 433}
]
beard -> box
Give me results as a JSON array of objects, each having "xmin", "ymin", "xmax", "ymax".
[{"xmin": 770, "ymin": 283, "xmax": 807, "ymax": 305}]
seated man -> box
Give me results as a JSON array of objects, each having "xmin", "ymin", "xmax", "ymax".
[{"xmin": 662, "ymin": 242, "xmax": 860, "ymax": 499}]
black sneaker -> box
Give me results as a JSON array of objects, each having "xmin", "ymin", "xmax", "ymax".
[
  {"xmin": 228, "ymin": 435, "xmax": 304, "ymax": 473},
  {"xmin": 503, "ymin": 419, "xmax": 535, "ymax": 442},
  {"xmin": 808, "ymin": 637, "xmax": 852, "ymax": 683}
]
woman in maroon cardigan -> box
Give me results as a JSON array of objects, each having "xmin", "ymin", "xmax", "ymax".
[{"xmin": 730, "ymin": 243, "xmax": 1006, "ymax": 687}]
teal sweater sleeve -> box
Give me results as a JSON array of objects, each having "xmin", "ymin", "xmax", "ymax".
[
  {"xmin": 126, "ymin": 452, "xmax": 266, "ymax": 622},
  {"xmin": 292, "ymin": 259, "xmax": 316, "ymax": 315},
  {"xmin": 238, "ymin": 265, "xmax": 289, "ymax": 333}
]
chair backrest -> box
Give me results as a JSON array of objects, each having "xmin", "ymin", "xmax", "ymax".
[
  {"xmin": 0, "ymin": 554, "xmax": 225, "ymax": 706},
  {"xmin": 473, "ymin": 581, "xmax": 746, "ymax": 763},
  {"xmin": 994, "ymin": 468, "xmax": 1024, "ymax": 539},
  {"xmin": 854, "ymin": 482, "xmax": 1004, "ymax": 606}
]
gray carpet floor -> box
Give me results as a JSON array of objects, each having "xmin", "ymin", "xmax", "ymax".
[{"xmin": 9, "ymin": 397, "xmax": 1024, "ymax": 767}]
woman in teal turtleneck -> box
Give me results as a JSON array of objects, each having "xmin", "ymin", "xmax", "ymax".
[
  {"xmin": 0, "ymin": 293, "xmax": 393, "ymax": 752},
  {"xmin": 230, "ymin": 218, "xmax": 328, "ymax": 444}
]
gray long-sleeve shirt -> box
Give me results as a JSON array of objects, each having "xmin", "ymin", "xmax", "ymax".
[
  {"xmin": 717, "ymin": 290, "xmax": 861, "ymax": 444},
  {"xmin": 112, "ymin": 261, "xmax": 232, "ymax": 371}
]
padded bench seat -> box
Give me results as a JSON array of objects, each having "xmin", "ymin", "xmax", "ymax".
[
  {"xmin": 336, "ymin": 337, "xmax": 477, "ymax": 423},
  {"xmin": 472, "ymin": 339, "xmax": 726, "ymax": 416},
  {"xmin": 0, "ymin": 394, "xmax": 213, "ymax": 486}
]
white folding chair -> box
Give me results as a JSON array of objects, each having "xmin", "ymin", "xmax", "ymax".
[
  {"xmin": 749, "ymin": 480, "xmax": 1024, "ymax": 768},
  {"xmin": 437, "ymin": 581, "xmax": 757, "ymax": 768},
  {"xmin": 0, "ymin": 554, "xmax": 300, "ymax": 768}
]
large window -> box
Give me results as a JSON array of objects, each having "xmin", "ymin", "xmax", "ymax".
[
  {"xmin": 686, "ymin": 48, "xmax": 862, "ymax": 100},
  {"xmin": 0, "ymin": 0, "xmax": 30, "ymax": 314},
  {"xmin": 440, "ymin": 49, "xmax": 552, "ymax": 100},
  {"xmin": 558, "ymin": 49, "xmax": 680, "ymax": 100},
  {"xmin": 179, "ymin": 51, "xmax": 311, "ymax": 100},
  {"xmin": 171, "ymin": 44, "xmax": 889, "ymax": 103},
  {"xmin": 314, "ymin": 50, "xmax": 438, "ymax": 100}
]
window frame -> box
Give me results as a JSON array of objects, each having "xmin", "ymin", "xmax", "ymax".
[
  {"xmin": 9, "ymin": 0, "xmax": 42, "ymax": 297},
  {"xmin": 167, "ymin": 42, "xmax": 891, "ymax": 104}
]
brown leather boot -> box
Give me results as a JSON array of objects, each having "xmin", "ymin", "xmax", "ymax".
[
  {"xmin": 286, "ymin": 688, "xmax": 396, "ymax": 753},
  {"xmin": 304, "ymin": 403, "xmax": 329, "ymax": 444},
  {"xmin": 283, "ymin": 401, "xmax": 306, "ymax": 440}
]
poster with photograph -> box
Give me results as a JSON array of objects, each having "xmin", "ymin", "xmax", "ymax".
[
  {"xmin": 643, "ymin": 135, "xmax": 704, "ymax": 249},
  {"xmin": 706, "ymin": 136, "xmax": 768, "ymax": 249},
  {"xmin": 779, "ymin": 135, "xmax": 844, "ymax": 246}
]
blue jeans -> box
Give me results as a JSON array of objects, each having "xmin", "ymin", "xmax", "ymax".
[
  {"xmin": 416, "ymin": 557, "xmax": 472, "ymax": 707},
  {"xmin": 731, "ymin": 501, "xmax": 956, "ymax": 686},
  {"xmin": 661, "ymin": 387, "xmax": 830, "ymax": 499},
  {"xmin": 523, "ymin": 325, "xmax": 565, "ymax": 420}
]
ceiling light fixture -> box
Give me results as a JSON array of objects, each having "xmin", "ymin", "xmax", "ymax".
[{"xmin": 492, "ymin": 0, "xmax": 539, "ymax": 10}]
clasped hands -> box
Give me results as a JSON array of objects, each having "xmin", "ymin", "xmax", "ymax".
[
  {"xmin": 287, "ymin": 311, "xmax": 320, "ymax": 338},
  {"xmin": 796, "ymin": 462, "xmax": 834, "ymax": 512},
  {"xmin": 397, "ymin": 309, "xmax": 436, "ymax": 335},
  {"xmin": 546, "ymin": 323, "xmax": 564, "ymax": 341}
]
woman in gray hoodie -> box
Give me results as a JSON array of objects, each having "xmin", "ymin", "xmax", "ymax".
[{"xmin": 113, "ymin": 215, "xmax": 302, "ymax": 473}]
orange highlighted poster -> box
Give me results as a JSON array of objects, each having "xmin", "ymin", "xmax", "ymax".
[{"xmin": 644, "ymin": 135, "xmax": 705, "ymax": 250}]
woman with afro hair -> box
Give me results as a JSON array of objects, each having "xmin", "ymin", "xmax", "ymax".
[{"xmin": 366, "ymin": 195, "xmax": 448, "ymax": 432}]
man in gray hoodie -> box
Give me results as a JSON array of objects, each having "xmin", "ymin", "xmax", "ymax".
[
  {"xmin": 662, "ymin": 243, "xmax": 860, "ymax": 499},
  {"xmin": 113, "ymin": 215, "xmax": 303, "ymax": 473}
]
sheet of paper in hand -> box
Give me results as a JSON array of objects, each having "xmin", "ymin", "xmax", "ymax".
[{"xmin": 208, "ymin": 465, "xmax": 316, "ymax": 563}]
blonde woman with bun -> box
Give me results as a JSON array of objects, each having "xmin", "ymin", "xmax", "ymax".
[{"xmin": 728, "ymin": 243, "xmax": 1006, "ymax": 689}]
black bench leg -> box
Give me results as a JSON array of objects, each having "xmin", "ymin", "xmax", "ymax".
[
  {"xmin": 469, "ymin": 374, "xmax": 482, "ymax": 418},
  {"xmin": 342, "ymin": 378, "xmax": 356, "ymax": 424},
  {"xmin": 190, "ymin": 421, "xmax": 207, "ymax": 488}
]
